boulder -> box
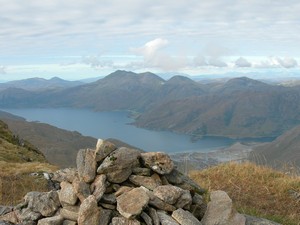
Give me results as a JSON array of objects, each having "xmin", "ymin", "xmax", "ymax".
[
  {"xmin": 37, "ymin": 215, "xmax": 63, "ymax": 225},
  {"xmin": 111, "ymin": 217, "xmax": 141, "ymax": 225},
  {"xmin": 59, "ymin": 181, "xmax": 78, "ymax": 206},
  {"xmin": 157, "ymin": 211, "xmax": 179, "ymax": 225},
  {"xmin": 94, "ymin": 139, "xmax": 117, "ymax": 162},
  {"xmin": 153, "ymin": 185, "xmax": 182, "ymax": 205},
  {"xmin": 78, "ymin": 195, "xmax": 101, "ymax": 225},
  {"xmin": 77, "ymin": 149, "xmax": 96, "ymax": 183},
  {"xmin": 129, "ymin": 175, "xmax": 161, "ymax": 190},
  {"xmin": 90, "ymin": 174, "xmax": 106, "ymax": 202},
  {"xmin": 244, "ymin": 215, "xmax": 282, "ymax": 225},
  {"xmin": 72, "ymin": 177, "xmax": 91, "ymax": 202},
  {"xmin": 141, "ymin": 152, "xmax": 174, "ymax": 175},
  {"xmin": 172, "ymin": 208, "xmax": 202, "ymax": 225}
]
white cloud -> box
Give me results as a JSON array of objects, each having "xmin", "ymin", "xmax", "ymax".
[
  {"xmin": 0, "ymin": 66, "xmax": 6, "ymax": 74},
  {"xmin": 193, "ymin": 55, "xmax": 207, "ymax": 66},
  {"xmin": 208, "ymin": 58, "xmax": 227, "ymax": 67},
  {"xmin": 273, "ymin": 57, "xmax": 298, "ymax": 68},
  {"xmin": 235, "ymin": 57, "xmax": 251, "ymax": 67},
  {"xmin": 253, "ymin": 56, "xmax": 298, "ymax": 69},
  {"xmin": 81, "ymin": 55, "xmax": 113, "ymax": 69}
]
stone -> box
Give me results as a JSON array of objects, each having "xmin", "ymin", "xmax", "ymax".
[
  {"xmin": 95, "ymin": 139, "xmax": 117, "ymax": 162},
  {"xmin": 129, "ymin": 175, "xmax": 161, "ymax": 190},
  {"xmin": 172, "ymin": 208, "xmax": 202, "ymax": 225},
  {"xmin": 77, "ymin": 149, "xmax": 96, "ymax": 183},
  {"xmin": 91, "ymin": 174, "xmax": 106, "ymax": 202},
  {"xmin": 59, "ymin": 181, "xmax": 78, "ymax": 206},
  {"xmin": 145, "ymin": 189, "xmax": 176, "ymax": 212},
  {"xmin": 117, "ymin": 187, "xmax": 149, "ymax": 219},
  {"xmin": 153, "ymin": 185, "xmax": 182, "ymax": 205},
  {"xmin": 19, "ymin": 208, "xmax": 42, "ymax": 222},
  {"xmin": 72, "ymin": 177, "xmax": 91, "ymax": 202},
  {"xmin": 157, "ymin": 211, "xmax": 179, "ymax": 225},
  {"xmin": 0, "ymin": 221, "xmax": 14, "ymax": 225},
  {"xmin": 201, "ymin": 190, "xmax": 246, "ymax": 225},
  {"xmin": 24, "ymin": 191, "xmax": 60, "ymax": 217},
  {"xmin": 164, "ymin": 169, "xmax": 184, "ymax": 185},
  {"xmin": 177, "ymin": 174, "xmax": 206, "ymax": 195},
  {"xmin": 132, "ymin": 167, "xmax": 151, "ymax": 176},
  {"xmin": 52, "ymin": 168, "xmax": 78, "ymax": 183},
  {"xmin": 37, "ymin": 215, "xmax": 63, "ymax": 225},
  {"xmin": 78, "ymin": 195, "xmax": 101, "ymax": 225},
  {"xmin": 111, "ymin": 217, "xmax": 141, "ymax": 225},
  {"xmin": 115, "ymin": 186, "xmax": 134, "ymax": 197},
  {"xmin": 63, "ymin": 220, "xmax": 77, "ymax": 225},
  {"xmin": 192, "ymin": 193, "xmax": 204, "ymax": 205},
  {"xmin": 60, "ymin": 206, "xmax": 79, "ymax": 221},
  {"xmin": 244, "ymin": 215, "xmax": 282, "ymax": 225},
  {"xmin": 148, "ymin": 207, "xmax": 160, "ymax": 225},
  {"xmin": 141, "ymin": 212, "xmax": 152, "ymax": 225},
  {"xmin": 100, "ymin": 203, "xmax": 116, "ymax": 210},
  {"xmin": 101, "ymin": 193, "xmax": 116, "ymax": 204},
  {"xmin": 98, "ymin": 208, "xmax": 113, "ymax": 225},
  {"xmin": 190, "ymin": 204, "xmax": 206, "ymax": 221},
  {"xmin": 141, "ymin": 152, "xmax": 174, "ymax": 175},
  {"xmin": 97, "ymin": 147, "xmax": 141, "ymax": 183},
  {"xmin": 0, "ymin": 206, "xmax": 13, "ymax": 216},
  {"xmin": 175, "ymin": 189, "xmax": 192, "ymax": 209},
  {"xmin": 0, "ymin": 211, "xmax": 19, "ymax": 224}
]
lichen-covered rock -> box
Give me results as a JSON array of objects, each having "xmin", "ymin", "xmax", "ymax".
[
  {"xmin": 59, "ymin": 181, "xmax": 78, "ymax": 206},
  {"xmin": 72, "ymin": 177, "xmax": 91, "ymax": 202},
  {"xmin": 148, "ymin": 207, "xmax": 160, "ymax": 225},
  {"xmin": 95, "ymin": 139, "xmax": 117, "ymax": 162},
  {"xmin": 90, "ymin": 174, "xmax": 106, "ymax": 202},
  {"xmin": 97, "ymin": 147, "xmax": 141, "ymax": 183},
  {"xmin": 24, "ymin": 191, "xmax": 60, "ymax": 217},
  {"xmin": 117, "ymin": 187, "xmax": 149, "ymax": 219},
  {"xmin": 60, "ymin": 205, "xmax": 79, "ymax": 221},
  {"xmin": 172, "ymin": 208, "xmax": 202, "ymax": 225},
  {"xmin": 98, "ymin": 208, "xmax": 113, "ymax": 225},
  {"xmin": 78, "ymin": 195, "xmax": 101, "ymax": 225},
  {"xmin": 111, "ymin": 217, "xmax": 141, "ymax": 225},
  {"xmin": 129, "ymin": 175, "xmax": 161, "ymax": 190},
  {"xmin": 52, "ymin": 168, "xmax": 78, "ymax": 183},
  {"xmin": 77, "ymin": 149, "xmax": 96, "ymax": 183},
  {"xmin": 153, "ymin": 185, "xmax": 182, "ymax": 205},
  {"xmin": 201, "ymin": 191, "xmax": 246, "ymax": 225},
  {"xmin": 37, "ymin": 215, "xmax": 63, "ymax": 225},
  {"xmin": 141, "ymin": 152, "xmax": 174, "ymax": 175}
]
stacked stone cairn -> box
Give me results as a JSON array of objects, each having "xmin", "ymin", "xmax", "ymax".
[{"xmin": 0, "ymin": 139, "xmax": 280, "ymax": 225}]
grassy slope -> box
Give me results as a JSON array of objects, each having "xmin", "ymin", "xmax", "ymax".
[{"xmin": 190, "ymin": 162, "xmax": 300, "ymax": 225}]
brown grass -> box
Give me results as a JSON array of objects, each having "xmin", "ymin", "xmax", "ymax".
[
  {"xmin": 189, "ymin": 162, "xmax": 300, "ymax": 225},
  {"xmin": 0, "ymin": 161, "xmax": 58, "ymax": 205}
]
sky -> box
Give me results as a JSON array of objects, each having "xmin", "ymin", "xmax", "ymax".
[{"xmin": 0, "ymin": 0, "xmax": 300, "ymax": 81}]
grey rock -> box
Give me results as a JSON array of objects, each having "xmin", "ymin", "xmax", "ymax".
[
  {"xmin": 111, "ymin": 217, "xmax": 141, "ymax": 225},
  {"xmin": 190, "ymin": 204, "xmax": 206, "ymax": 221},
  {"xmin": 63, "ymin": 220, "xmax": 77, "ymax": 225},
  {"xmin": 0, "ymin": 221, "xmax": 14, "ymax": 225},
  {"xmin": 72, "ymin": 177, "xmax": 91, "ymax": 202},
  {"xmin": 129, "ymin": 175, "xmax": 161, "ymax": 191},
  {"xmin": 192, "ymin": 193, "xmax": 204, "ymax": 205},
  {"xmin": 201, "ymin": 190, "xmax": 246, "ymax": 225},
  {"xmin": 117, "ymin": 187, "xmax": 149, "ymax": 219},
  {"xmin": 24, "ymin": 191, "xmax": 60, "ymax": 217},
  {"xmin": 77, "ymin": 149, "xmax": 96, "ymax": 183},
  {"xmin": 19, "ymin": 208, "xmax": 42, "ymax": 222},
  {"xmin": 37, "ymin": 215, "xmax": 63, "ymax": 225},
  {"xmin": 148, "ymin": 207, "xmax": 160, "ymax": 225},
  {"xmin": 60, "ymin": 206, "xmax": 79, "ymax": 221},
  {"xmin": 0, "ymin": 211, "xmax": 20, "ymax": 224},
  {"xmin": 0, "ymin": 206, "xmax": 13, "ymax": 216},
  {"xmin": 78, "ymin": 195, "xmax": 101, "ymax": 225},
  {"xmin": 101, "ymin": 193, "xmax": 116, "ymax": 204},
  {"xmin": 115, "ymin": 186, "xmax": 134, "ymax": 197},
  {"xmin": 95, "ymin": 139, "xmax": 117, "ymax": 162},
  {"xmin": 164, "ymin": 169, "xmax": 184, "ymax": 185},
  {"xmin": 52, "ymin": 168, "xmax": 78, "ymax": 183},
  {"xmin": 91, "ymin": 174, "xmax": 106, "ymax": 202},
  {"xmin": 132, "ymin": 167, "xmax": 151, "ymax": 176},
  {"xmin": 172, "ymin": 208, "xmax": 202, "ymax": 225},
  {"xmin": 98, "ymin": 208, "xmax": 113, "ymax": 225},
  {"xmin": 146, "ymin": 189, "xmax": 176, "ymax": 212},
  {"xmin": 141, "ymin": 152, "xmax": 174, "ymax": 175},
  {"xmin": 141, "ymin": 212, "xmax": 153, "ymax": 225},
  {"xmin": 175, "ymin": 189, "xmax": 192, "ymax": 209},
  {"xmin": 157, "ymin": 211, "xmax": 179, "ymax": 225},
  {"xmin": 153, "ymin": 185, "xmax": 182, "ymax": 205},
  {"xmin": 59, "ymin": 181, "xmax": 78, "ymax": 206},
  {"xmin": 100, "ymin": 203, "xmax": 116, "ymax": 210},
  {"xmin": 244, "ymin": 215, "xmax": 282, "ymax": 225},
  {"xmin": 97, "ymin": 147, "xmax": 141, "ymax": 183}
]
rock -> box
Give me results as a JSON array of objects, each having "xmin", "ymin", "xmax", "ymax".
[
  {"xmin": 0, "ymin": 206, "xmax": 13, "ymax": 216},
  {"xmin": 153, "ymin": 185, "xmax": 182, "ymax": 205},
  {"xmin": 115, "ymin": 186, "xmax": 134, "ymax": 197},
  {"xmin": 148, "ymin": 207, "xmax": 160, "ymax": 225},
  {"xmin": 37, "ymin": 215, "xmax": 63, "ymax": 225},
  {"xmin": 60, "ymin": 206, "xmax": 79, "ymax": 221},
  {"xmin": 172, "ymin": 208, "xmax": 202, "ymax": 225},
  {"xmin": 78, "ymin": 195, "xmax": 101, "ymax": 225},
  {"xmin": 100, "ymin": 203, "xmax": 116, "ymax": 210},
  {"xmin": 146, "ymin": 189, "xmax": 176, "ymax": 212},
  {"xmin": 141, "ymin": 212, "xmax": 152, "ymax": 225},
  {"xmin": 201, "ymin": 190, "xmax": 246, "ymax": 225},
  {"xmin": 157, "ymin": 211, "xmax": 179, "ymax": 225},
  {"xmin": 190, "ymin": 204, "xmax": 206, "ymax": 221},
  {"xmin": 72, "ymin": 177, "xmax": 91, "ymax": 202},
  {"xmin": 101, "ymin": 193, "xmax": 116, "ymax": 204},
  {"xmin": 177, "ymin": 175, "xmax": 206, "ymax": 195},
  {"xmin": 77, "ymin": 149, "xmax": 96, "ymax": 183},
  {"xmin": 24, "ymin": 191, "xmax": 60, "ymax": 217},
  {"xmin": 111, "ymin": 217, "xmax": 141, "ymax": 225},
  {"xmin": 0, "ymin": 211, "xmax": 19, "ymax": 224},
  {"xmin": 164, "ymin": 169, "xmax": 184, "ymax": 185},
  {"xmin": 97, "ymin": 147, "xmax": 141, "ymax": 183},
  {"xmin": 117, "ymin": 187, "xmax": 149, "ymax": 219},
  {"xmin": 175, "ymin": 189, "xmax": 192, "ymax": 209},
  {"xmin": 0, "ymin": 221, "xmax": 14, "ymax": 225},
  {"xmin": 98, "ymin": 208, "xmax": 113, "ymax": 225},
  {"xmin": 132, "ymin": 167, "xmax": 151, "ymax": 176},
  {"xmin": 63, "ymin": 220, "xmax": 77, "ymax": 225},
  {"xmin": 129, "ymin": 175, "xmax": 161, "ymax": 190},
  {"xmin": 52, "ymin": 168, "xmax": 78, "ymax": 183},
  {"xmin": 95, "ymin": 139, "xmax": 117, "ymax": 162},
  {"xmin": 244, "ymin": 215, "xmax": 282, "ymax": 225},
  {"xmin": 19, "ymin": 208, "xmax": 42, "ymax": 221},
  {"xmin": 59, "ymin": 181, "xmax": 78, "ymax": 206},
  {"xmin": 90, "ymin": 174, "xmax": 106, "ymax": 202},
  {"xmin": 141, "ymin": 152, "xmax": 174, "ymax": 175}
]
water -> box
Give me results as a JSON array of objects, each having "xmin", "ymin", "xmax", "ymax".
[{"xmin": 0, "ymin": 108, "xmax": 272, "ymax": 153}]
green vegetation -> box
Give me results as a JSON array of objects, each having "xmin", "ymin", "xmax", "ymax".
[{"xmin": 190, "ymin": 162, "xmax": 300, "ymax": 225}]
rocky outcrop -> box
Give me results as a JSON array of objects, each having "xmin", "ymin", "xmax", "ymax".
[{"xmin": 0, "ymin": 139, "xmax": 282, "ymax": 225}]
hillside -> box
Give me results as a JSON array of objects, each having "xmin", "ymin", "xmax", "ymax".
[
  {"xmin": 250, "ymin": 124, "xmax": 300, "ymax": 168},
  {"xmin": 0, "ymin": 114, "xmax": 97, "ymax": 167},
  {"xmin": 0, "ymin": 71, "xmax": 300, "ymax": 138}
]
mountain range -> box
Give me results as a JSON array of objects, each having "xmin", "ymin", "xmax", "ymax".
[{"xmin": 0, "ymin": 70, "xmax": 300, "ymax": 139}]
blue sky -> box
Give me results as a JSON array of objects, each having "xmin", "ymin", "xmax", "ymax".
[{"xmin": 0, "ymin": 0, "xmax": 300, "ymax": 81}]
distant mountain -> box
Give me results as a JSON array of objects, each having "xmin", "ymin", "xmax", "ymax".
[
  {"xmin": 0, "ymin": 77, "xmax": 83, "ymax": 91},
  {"xmin": 0, "ymin": 70, "xmax": 300, "ymax": 138},
  {"xmin": 249, "ymin": 124, "xmax": 300, "ymax": 168}
]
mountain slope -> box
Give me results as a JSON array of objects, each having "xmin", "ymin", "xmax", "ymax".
[{"xmin": 250, "ymin": 124, "xmax": 300, "ymax": 167}]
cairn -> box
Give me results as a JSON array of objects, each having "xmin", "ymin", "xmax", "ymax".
[{"xmin": 0, "ymin": 139, "xmax": 280, "ymax": 225}]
